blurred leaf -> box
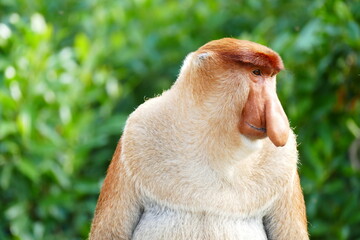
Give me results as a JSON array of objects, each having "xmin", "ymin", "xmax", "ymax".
[
  {"xmin": 74, "ymin": 33, "xmax": 90, "ymax": 63},
  {"xmin": 0, "ymin": 164, "xmax": 13, "ymax": 189},
  {"xmin": 15, "ymin": 158, "xmax": 39, "ymax": 183},
  {"xmin": 295, "ymin": 19, "xmax": 322, "ymax": 51}
]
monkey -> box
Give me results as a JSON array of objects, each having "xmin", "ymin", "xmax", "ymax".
[{"xmin": 89, "ymin": 38, "xmax": 309, "ymax": 240}]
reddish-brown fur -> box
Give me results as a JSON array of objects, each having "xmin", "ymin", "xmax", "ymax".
[
  {"xmin": 264, "ymin": 172, "xmax": 308, "ymax": 239},
  {"xmin": 90, "ymin": 139, "xmax": 142, "ymax": 239},
  {"xmin": 199, "ymin": 38, "xmax": 284, "ymax": 71}
]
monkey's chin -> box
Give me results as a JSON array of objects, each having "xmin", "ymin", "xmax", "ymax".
[{"xmin": 239, "ymin": 134, "xmax": 264, "ymax": 153}]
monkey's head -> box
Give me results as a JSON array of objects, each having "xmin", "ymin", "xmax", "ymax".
[{"xmin": 177, "ymin": 38, "xmax": 289, "ymax": 147}]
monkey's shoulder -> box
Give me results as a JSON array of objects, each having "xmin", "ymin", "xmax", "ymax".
[{"xmin": 124, "ymin": 93, "xmax": 175, "ymax": 130}]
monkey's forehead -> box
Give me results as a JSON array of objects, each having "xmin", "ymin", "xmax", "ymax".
[{"xmin": 198, "ymin": 38, "xmax": 284, "ymax": 72}]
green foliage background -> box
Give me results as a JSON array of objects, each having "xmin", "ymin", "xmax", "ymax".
[{"xmin": 0, "ymin": 0, "xmax": 359, "ymax": 239}]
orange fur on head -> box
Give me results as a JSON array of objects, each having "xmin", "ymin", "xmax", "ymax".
[{"xmin": 199, "ymin": 38, "xmax": 284, "ymax": 72}]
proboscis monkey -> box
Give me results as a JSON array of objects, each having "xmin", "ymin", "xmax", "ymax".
[{"xmin": 89, "ymin": 38, "xmax": 308, "ymax": 240}]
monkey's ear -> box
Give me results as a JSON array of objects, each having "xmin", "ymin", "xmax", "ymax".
[
  {"xmin": 195, "ymin": 52, "xmax": 212, "ymax": 67},
  {"xmin": 197, "ymin": 52, "xmax": 211, "ymax": 61}
]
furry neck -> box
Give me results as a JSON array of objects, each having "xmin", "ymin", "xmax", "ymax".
[{"xmin": 167, "ymin": 77, "xmax": 264, "ymax": 178}]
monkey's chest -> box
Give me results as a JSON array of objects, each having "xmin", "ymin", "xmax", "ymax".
[{"xmin": 132, "ymin": 204, "xmax": 267, "ymax": 240}]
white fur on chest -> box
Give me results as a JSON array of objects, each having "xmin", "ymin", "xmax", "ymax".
[
  {"xmin": 132, "ymin": 202, "xmax": 268, "ymax": 240},
  {"xmin": 123, "ymin": 127, "xmax": 295, "ymax": 218}
]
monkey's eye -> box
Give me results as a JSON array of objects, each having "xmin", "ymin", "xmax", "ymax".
[{"xmin": 252, "ymin": 69, "xmax": 262, "ymax": 76}]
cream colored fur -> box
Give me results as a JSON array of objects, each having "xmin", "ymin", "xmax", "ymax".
[{"xmin": 89, "ymin": 39, "xmax": 308, "ymax": 240}]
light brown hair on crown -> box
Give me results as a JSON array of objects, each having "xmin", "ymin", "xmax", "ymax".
[{"xmin": 198, "ymin": 38, "xmax": 284, "ymax": 72}]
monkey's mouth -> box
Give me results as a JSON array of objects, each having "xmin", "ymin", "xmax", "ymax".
[{"xmin": 245, "ymin": 122, "xmax": 266, "ymax": 133}]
